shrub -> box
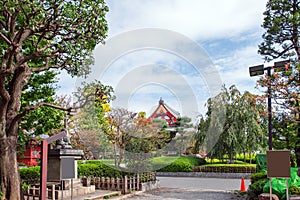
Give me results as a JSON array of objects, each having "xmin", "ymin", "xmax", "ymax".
[
  {"xmin": 181, "ymin": 156, "xmax": 206, "ymax": 166},
  {"xmin": 235, "ymin": 154, "xmax": 257, "ymax": 164},
  {"xmin": 157, "ymin": 159, "xmax": 192, "ymax": 172},
  {"xmin": 249, "ymin": 178, "xmax": 268, "ymax": 196},
  {"xmin": 250, "ymin": 171, "xmax": 267, "ymax": 184},
  {"xmin": 247, "ymin": 171, "xmax": 268, "ymax": 199},
  {"xmin": 78, "ymin": 163, "xmax": 123, "ymax": 178},
  {"xmin": 19, "ymin": 166, "xmax": 40, "ymax": 185},
  {"xmin": 289, "ymin": 185, "xmax": 300, "ymax": 195},
  {"xmin": 152, "ymin": 156, "xmax": 206, "ymax": 172}
]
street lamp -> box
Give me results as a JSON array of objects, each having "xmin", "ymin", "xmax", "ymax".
[{"xmin": 249, "ymin": 60, "xmax": 290, "ymax": 150}]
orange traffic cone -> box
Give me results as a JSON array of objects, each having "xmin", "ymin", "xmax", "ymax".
[{"xmin": 240, "ymin": 177, "xmax": 246, "ymax": 192}]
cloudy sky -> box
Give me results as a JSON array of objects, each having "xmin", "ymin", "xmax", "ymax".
[{"xmin": 58, "ymin": 0, "xmax": 269, "ymax": 121}]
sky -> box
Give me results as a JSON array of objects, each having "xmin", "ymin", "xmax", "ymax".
[{"xmin": 57, "ymin": 0, "xmax": 269, "ymax": 121}]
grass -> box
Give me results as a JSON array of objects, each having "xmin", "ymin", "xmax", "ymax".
[{"xmin": 151, "ymin": 156, "xmax": 179, "ymax": 165}]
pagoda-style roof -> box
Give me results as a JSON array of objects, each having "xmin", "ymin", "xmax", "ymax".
[{"xmin": 149, "ymin": 98, "xmax": 180, "ymax": 127}]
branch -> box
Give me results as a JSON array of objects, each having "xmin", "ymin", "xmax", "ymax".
[
  {"xmin": 16, "ymin": 91, "xmax": 96, "ymax": 122},
  {"xmin": 16, "ymin": 102, "xmax": 72, "ymax": 122},
  {"xmin": 0, "ymin": 32, "xmax": 11, "ymax": 45}
]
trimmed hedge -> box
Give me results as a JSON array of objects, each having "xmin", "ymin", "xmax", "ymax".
[
  {"xmin": 193, "ymin": 165, "xmax": 256, "ymax": 173},
  {"xmin": 19, "ymin": 166, "xmax": 40, "ymax": 185},
  {"xmin": 78, "ymin": 163, "xmax": 123, "ymax": 178},
  {"xmin": 154, "ymin": 156, "xmax": 206, "ymax": 172}
]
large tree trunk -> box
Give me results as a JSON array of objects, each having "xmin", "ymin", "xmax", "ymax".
[
  {"xmin": 0, "ymin": 64, "xmax": 29, "ymax": 200},
  {"xmin": 0, "ymin": 135, "xmax": 22, "ymax": 200}
]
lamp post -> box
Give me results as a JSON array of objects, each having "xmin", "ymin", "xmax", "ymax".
[{"xmin": 249, "ymin": 60, "xmax": 290, "ymax": 150}]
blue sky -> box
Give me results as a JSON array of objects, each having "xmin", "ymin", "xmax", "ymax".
[{"xmin": 57, "ymin": 0, "xmax": 269, "ymax": 121}]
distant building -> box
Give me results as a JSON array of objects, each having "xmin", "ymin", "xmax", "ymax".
[
  {"xmin": 17, "ymin": 138, "xmax": 41, "ymax": 166},
  {"xmin": 148, "ymin": 98, "xmax": 180, "ymax": 127}
]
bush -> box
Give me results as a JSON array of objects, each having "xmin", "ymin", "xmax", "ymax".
[
  {"xmin": 19, "ymin": 166, "xmax": 40, "ymax": 185},
  {"xmin": 235, "ymin": 154, "xmax": 257, "ymax": 164},
  {"xmin": 182, "ymin": 156, "xmax": 206, "ymax": 166},
  {"xmin": 250, "ymin": 171, "xmax": 267, "ymax": 184},
  {"xmin": 78, "ymin": 163, "xmax": 123, "ymax": 178},
  {"xmin": 247, "ymin": 171, "xmax": 268, "ymax": 199},
  {"xmin": 157, "ymin": 159, "xmax": 193, "ymax": 172},
  {"xmin": 152, "ymin": 156, "xmax": 206, "ymax": 172},
  {"xmin": 289, "ymin": 185, "xmax": 300, "ymax": 195},
  {"xmin": 249, "ymin": 178, "xmax": 268, "ymax": 196}
]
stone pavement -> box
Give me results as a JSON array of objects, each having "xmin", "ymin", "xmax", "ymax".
[
  {"xmin": 123, "ymin": 187, "xmax": 247, "ymax": 200},
  {"xmin": 64, "ymin": 190, "xmax": 121, "ymax": 200}
]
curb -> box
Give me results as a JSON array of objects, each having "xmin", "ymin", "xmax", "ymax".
[
  {"xmin": 156, "ymin": 172, "xmax": 252, "ymax": 179},
  {"xmin": 109, "ymin": 191, "xmax": 144, "ymax": 200}
]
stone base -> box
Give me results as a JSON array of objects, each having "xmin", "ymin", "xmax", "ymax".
[
  {"xmin": 141, "ymin": 180, "xmax": 160, "ymax": 192},
  {"xmin": 48, "ymin": 179, "xmax": 95, "ymax": 199},
  {"xmin": 258, "ymin": 193, "xmax": 279, "ymax": 200}
]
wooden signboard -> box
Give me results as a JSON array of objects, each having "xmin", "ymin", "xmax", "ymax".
[{"xmin": 266, "ymin": 150, "xmax": 290, "ymax": 178}]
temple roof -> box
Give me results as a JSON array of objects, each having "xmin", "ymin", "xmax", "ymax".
[{"xmin": 149, "ymin": 98, "xmax": 180, "ymax": 127}]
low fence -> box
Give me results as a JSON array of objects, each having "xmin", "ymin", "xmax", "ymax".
[
  {"xmin": 86, "ymin": 172, "xmax": 156, "ymax": 194},
  {"xmin": 23, "ymin": 184, "xmax": 58, "ymax": 200},
  {"xmin": 23, "ymin": 172, "xmax": 157, "ymax": 199}
]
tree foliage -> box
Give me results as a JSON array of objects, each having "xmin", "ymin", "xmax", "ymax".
[
  {"xmin": 105, "ymin": 108, "xmax": 174, "ymax": 172},
  {"xmin": 72, "ymin": 81, "xmax": 114, "ymax": 159},
  {"xmin": 259, "ymin": 0, "xmax": 300, "ymax": 61},
  {"xmin": 18, "ymin": 71, "xmax": 65, "ymax": 154},
  {"xmin": 0, "ymin": 0, "xmax": 109, "ymax": 199},
  {"xmin": 258, "ymin": 0, "xmax": 300, "ymax": 165},
  {"xmin": 194, "ymin": 85, "xmax": 266, "ymax": 161}
]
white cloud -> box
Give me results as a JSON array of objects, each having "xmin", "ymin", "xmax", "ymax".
[
  {"xmin": 107, "ymin": 0, "xmax": 267, "ymax": 40},
  {"xmin": 56, "ymin": 0, "xmax": 269, "ymax": 122}
]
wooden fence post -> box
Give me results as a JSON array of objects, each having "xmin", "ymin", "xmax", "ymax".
[
  {"xmin": 95, "ymin": 177, "xmax": 100, "ymax": 189},
  {"xmin": 106, "ymin": 177, "xmax": 111, "ymax": 190},
  {"xmin": 132, "ymin": 177, "xmax": 136, "ymax": 191},
  {"xmin": 123, "ymin": 176, "xmax": 128, "ymax": 194},
  {"xmin": 137, "ymin": 174, "xmax": 140, "ymax": 191},
  {"xmin": 111, "ymin": 178, "xmax": 115, "ymax": 191},
  {"xmin": 116, "ymin": 178, "xmax": 120, "ymax": 191},
  {"xmin": 101, "ymin": 177, "xmax": 105, "ymax": 189}
]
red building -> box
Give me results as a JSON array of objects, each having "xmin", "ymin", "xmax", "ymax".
[
  {"xmin": 149, "ymin": 98, "xmax": 180, "ymax": 127},
  {"xmin": 18, "ymin": 138, "xmax": 41, "ymax": 166}
]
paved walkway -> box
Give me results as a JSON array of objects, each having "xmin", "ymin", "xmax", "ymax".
[
  {"xmin": 123, "ymin": 187, "xmax": 247, "ymax": 200},
  {"xmin": 64, "ymin": 177, "xmax": 250, "ymax": 200},
  {"xmin": 64, "ymin": 190, "xmax": 121, "ymax": 200}
]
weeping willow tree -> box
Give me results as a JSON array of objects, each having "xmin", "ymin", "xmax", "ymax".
[{"xmin": 194, "ymin": 85, "xmax": 266, "ymax": 162}]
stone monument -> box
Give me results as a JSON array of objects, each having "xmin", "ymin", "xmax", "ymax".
[{"xmin": 47, "ymin": 129, "xmax": 83, "ymax": 182}]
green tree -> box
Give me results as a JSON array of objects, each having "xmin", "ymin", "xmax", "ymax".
[
  {"xmin": 0, "ymin": 0, "xmax": 108, "ymax": 199},
  {"xmin": 106, "ymin": 108, "xmax": 138, "ymax": 167},
  {"xmin": 258, "ymin": 0, "xmax": 300, "ymax": 165},
  {"xmin": 272, "ymin": 113, "xmax": 298, "ymax": 166},
  {"xmin": 174, "ymin": 116, "xmax": 194, "ymax": 155},
  {"xmin": 73, "ymin": 81, "xmax": 114, "ymax": 159},
  {"xmin": 194, "ymin": 85, "xmax": 266, "ymax": 161},
  {"xmin": 18, "ymin": 71, "xmax": 65, "ymax": 153}
]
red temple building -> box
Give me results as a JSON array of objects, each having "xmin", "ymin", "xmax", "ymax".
[
  {"xmin": 149, "ymin": 98, "xmax": 180, "ymax": 127},
  {"xmin": 18, "ymin": 138, "xmax": 41, "ymax": 166}
]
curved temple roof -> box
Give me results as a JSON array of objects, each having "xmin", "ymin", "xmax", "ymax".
[{"xmin": 149, "ymin": 98, "xmax": 180, "ymax": 127}]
